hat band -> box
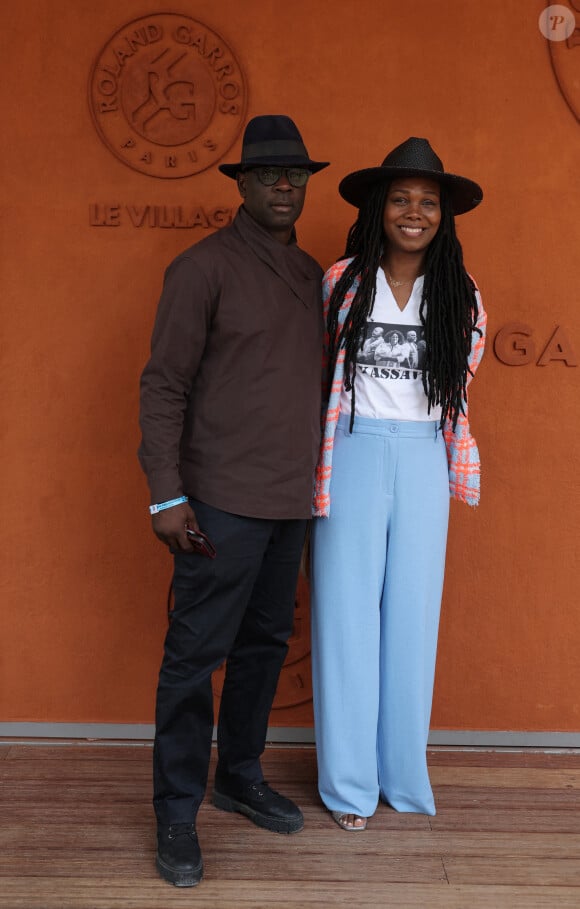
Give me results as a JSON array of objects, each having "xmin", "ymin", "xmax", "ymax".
[{"xmin": 242, "ymin": 139, "xmax": 309, "ymax": 161}]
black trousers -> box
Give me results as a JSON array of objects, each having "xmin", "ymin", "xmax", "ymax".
[{"xmin": 153, "ymin": 497, "xmax": 307, "ymax": 825}]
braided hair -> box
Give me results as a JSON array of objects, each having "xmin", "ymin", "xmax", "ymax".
[{"xmin": 325, "ymin": 181, "xmax": 480, "ymax": 430}]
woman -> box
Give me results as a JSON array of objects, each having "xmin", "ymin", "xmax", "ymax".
[
  {"xmin": 311, "ymin": 137, "xmax": 486, "ymax": 831},
  {"xmin": 375, "ymin": 330, "xmax": 405, "ymax": 366}
]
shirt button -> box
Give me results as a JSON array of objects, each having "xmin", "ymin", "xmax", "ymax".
[{"xmin": 390, "ymin": 425, "xmax": 398, "ymax": 433}]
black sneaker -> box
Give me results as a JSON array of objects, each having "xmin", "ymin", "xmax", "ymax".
[
  {"xmin": 156, "ymin": 823, "xmax": 203, "ymax": 887},
  {"xmin": 212, "ymin": 780, "xmax": 304, "ymax": 834}
]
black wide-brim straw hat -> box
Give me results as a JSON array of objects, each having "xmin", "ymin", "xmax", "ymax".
[
  {"xmin": 339, "ymin": 137, "xmax": 483, "ymax": 215},
  {"xmin": 219, "ymin": 114, "xmax": 329, "ymax": 178}
]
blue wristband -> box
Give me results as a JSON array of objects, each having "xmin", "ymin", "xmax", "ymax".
[{"xmin": 149, "ymin": 496, "xmax": 188, "ymax": 515}]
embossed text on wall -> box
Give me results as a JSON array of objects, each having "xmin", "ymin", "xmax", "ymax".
[
  {"xmin": 494, "ymin": 323, "xmax": 578, "ymax": 366},
  {"xmin": 89, "ymin": 13, "xmax": 247, "ymax": 178},
  {"xmin": 88, "ymin": 203, "xmax": 234, "ymax": 228}
]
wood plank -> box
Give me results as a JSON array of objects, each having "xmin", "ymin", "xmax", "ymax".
[
  {"xmin": 3, "ymin": 826, "xmax": 579, "ymax": 859},
  {"xmin": 428, "ymin": 749, "xmax": 580, "ymax": 769},
  {"xmin": 431, "ymin": 807, "xmax": 580, "ymax": 833},
  {"xmin": 431, "ymin": 766, "xmax": 580, "ymax": 789},
  {"xmin": 434, "ymin": 787, "xmax": 580, "ymax": 810},
  {"xmin": 1, "ymin": 878, "xmax": 580, "ymax": 909},
  {"xmin": 0, "ymin": 849, "xmax": 447, "ymax": 884},
  {"xmin": 4, "ymin": 744, "xmax": 580, "ymax": 767},
  {"xmin": 422, "ymin": 831, "xmax": 580, "ymax": 858},
  {"xmin": 1, "ymin": 745, "xmax": 154, "ymax": 762},
  {"xmin": 444, "ymin": 855, "xmax": 580, "ymax": 886}
]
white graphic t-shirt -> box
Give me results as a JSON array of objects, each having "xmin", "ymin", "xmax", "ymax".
[{"xmin": 339, "ymin": 269, "xmax": 442, "ymax": 422}]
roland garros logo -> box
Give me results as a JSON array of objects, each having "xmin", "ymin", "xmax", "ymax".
[{"xmin": 89, "ymin": 13, "xmax": 247, "ymax": 178}]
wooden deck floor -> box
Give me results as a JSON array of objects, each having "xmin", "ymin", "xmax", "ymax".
[{"xmin": 1, "ymin": 743, "xmax": 580, "ymax": 908}]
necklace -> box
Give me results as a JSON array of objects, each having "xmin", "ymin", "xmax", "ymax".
[{"xmin": 386, "ymin": 272, "xmax": 415, "ymax": 288}]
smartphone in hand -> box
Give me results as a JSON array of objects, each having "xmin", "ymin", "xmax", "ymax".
[{"xmin": 185, "ymin": 528, "xmax": 217, "ymax": 559}]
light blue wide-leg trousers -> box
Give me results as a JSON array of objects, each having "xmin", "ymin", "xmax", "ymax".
[{"xmin": 311, "ymin": 414, "xmax": 450, "ymax": 817}]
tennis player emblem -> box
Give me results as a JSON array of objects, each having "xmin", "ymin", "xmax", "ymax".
[{"xmin": 89, "ymin": 13, "xmax": 247, "ymax": 178}]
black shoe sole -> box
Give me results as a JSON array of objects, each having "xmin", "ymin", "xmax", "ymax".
[
  {"xmin": 212, "ymin": 790, "xmax": 304, "ymax": 834},
  {"xmin": 156, "ymin": 854, "xmax": 203, "ymax": 887}
]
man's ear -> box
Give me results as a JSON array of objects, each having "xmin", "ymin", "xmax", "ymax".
[{"xmin": 237, "ymin": 172, "xmax": 246, "ymax": 198}]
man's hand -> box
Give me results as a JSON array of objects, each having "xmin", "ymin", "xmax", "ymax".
[{"xmin": 152, "ymin": 501, "xmax": 198, "ymax": 551}]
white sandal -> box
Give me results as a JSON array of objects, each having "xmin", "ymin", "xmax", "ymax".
[{"xmin": 331, "ymin": 810, "xmax": 367, "ymax": 832}]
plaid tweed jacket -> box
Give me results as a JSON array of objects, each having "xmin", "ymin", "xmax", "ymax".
[{"xmin": 312, "ymin": 259, "xmax": 487, "ymax": 517}]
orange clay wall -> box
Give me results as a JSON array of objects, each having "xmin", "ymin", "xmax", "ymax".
[{"xmin": 1, "ymin": 0, "xmax": 579, "ymax": 732}]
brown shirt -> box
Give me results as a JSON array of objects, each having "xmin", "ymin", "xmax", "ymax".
[{"xmin": 138, "ymin": 206, "xmax": 323, "ymax": 519}]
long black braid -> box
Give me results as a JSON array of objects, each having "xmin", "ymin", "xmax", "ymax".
[{"xmin": 325, "ymin": 182, "xmax": 480, "ymax": 430}]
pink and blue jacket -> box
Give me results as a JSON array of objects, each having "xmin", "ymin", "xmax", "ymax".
[{"xmin": 312, "ymin": 259, "xmax": 487, "ymax": 517}]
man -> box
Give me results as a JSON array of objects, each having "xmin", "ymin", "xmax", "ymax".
[
  {"xmin": 416, "ymin": 329, "xmax": 427, "ymax": 368},
  {"xmin": 403, "ymin": 329, "xmax": 419, "ymax": 368},
  {"xmin": 138, "ymin": 115, "xmax": 328, "ymax": 887},
  {"xmin": 360, "ymin": 325, "xmax": 384, "ymax": 363}
]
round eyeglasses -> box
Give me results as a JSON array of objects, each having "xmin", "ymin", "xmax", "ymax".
[{"xmin": 249, "ymin": 166, "xmax": 311, "ymax": 188}]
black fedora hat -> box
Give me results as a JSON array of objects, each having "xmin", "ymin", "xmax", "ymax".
[
  {"xmin": 219, "ymin": 114, "xmax": 329, "ymax": 178},
  {"xmin": 339, "ymin": 137, "xmax": 483, "ymax": 215}
]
